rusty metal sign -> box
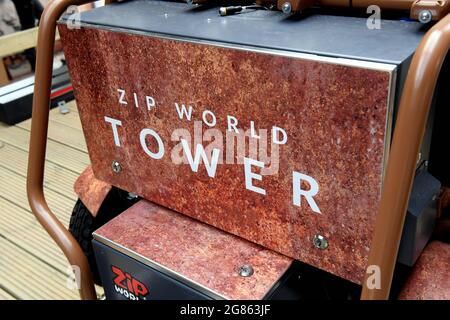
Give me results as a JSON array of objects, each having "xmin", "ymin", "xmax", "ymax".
[{"xmin": 59, "ymin": 24, "xmax": 396, "ymax": 284}]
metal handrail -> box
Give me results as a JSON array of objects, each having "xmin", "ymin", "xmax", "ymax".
[
  {"xmin": 27, "ymin": 0, "xmax": 100, "ymax": 301},
  {"xmin": 27, "ymin": 0, "xmax": 450, "ymax": 300},
  {"xmin": 361, "ymin": 13, "xmax": 450, "ymax": 299}
]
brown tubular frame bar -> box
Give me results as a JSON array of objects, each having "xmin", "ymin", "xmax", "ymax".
[
  {"xmin": 27, "ymin": 0, "xmax": 100, "ymax": 300},
  {"xmin": 27, "ymin": 0, "xmax": 449, "ymax": 300},
  {"xmin": 361, "ymin": 13, "xmax": 450, "ymax": 299}
]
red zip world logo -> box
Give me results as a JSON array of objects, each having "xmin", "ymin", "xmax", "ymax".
[{"xmin": 111, "ymin": 265, "xmax": 149, "ymax": 299}]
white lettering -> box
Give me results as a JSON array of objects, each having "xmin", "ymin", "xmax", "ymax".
[
  {"xmin": 272, "ymin": 126, "xmax": 288, "ymax": 145},
  {"xmin": 133, "ymin": 92, "xmax": 139, "ymax": 108},
  {"xmin": 117, "ymin": 88, "xmax": 127, "ymax": 105},
  {"xmin": 202, "ymin": 110, "xmax": 216, "ymax": 127},
  {"xmin": 227, "ymin": 115, "xmax": 239, "ymax": 133},
  {"xmin": 243, "ymin": 157, "xmax": 266, "ymax": 195},
  {"xmin": 146, "ymin": 96, "xmax": 155, "ymax": 110},
  {"xmin": 175, "ymin": 103, "xmax": 193, "ymax": 121},
  {"xmin": 293, "ymin": 172, "xmax": 321, "ymax": 213},
  {"xmin": 180, "ymin": 139, "xmax": 220, "ymax": 178},
  {"xmin": 250, "ymin": 121, "xmax": 260, "ymax": 139},
  {"xmin": 139, "ymin": 128, "xmax": 165, "ymax": 159},
  {"xmin": 104, "ymin": 116, "xmax": 122, "ymax": 147}
]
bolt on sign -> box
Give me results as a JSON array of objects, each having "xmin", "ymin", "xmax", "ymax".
[{"xmin": 59, "ymin": 23, "xmax": 395, "ymax": 284}]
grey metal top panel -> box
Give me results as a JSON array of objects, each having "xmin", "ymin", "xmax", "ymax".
[{"xmin": 69, "ymin": 0, "xmax": 427, "ymax": 65}]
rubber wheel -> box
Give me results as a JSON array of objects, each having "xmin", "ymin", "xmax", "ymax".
[
  {"xmin": 69, "ymin": 199, "xmax": 101, "ymax": 284},
  {"xmin": 69, "ymin": 188, "xmax": 139, "ymax": 285}
]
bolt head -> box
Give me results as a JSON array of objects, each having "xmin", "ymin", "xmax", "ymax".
[
  {"xmin": 281, "ymin": 2, "xmax": 292, "ymax": 14},
  {"xmin": 237, "ymin": 264, "xmax": 254, "ymax": 277},
  {"xmin": 127, "ymin": 192, "xmax": 139, "ymax": 200},
  {"xmin": 313, "ymin": 234, "xmax": 328, "ymax": 250},
  {"xmin": 111, "ymin": 161, "xmax": 122, "ymax": 173},
  {"xmin": 418, "ymin": 10, "xmax": 433, "ymax": 24},
  {"xmin": 219, "ymin": 7, "xmax": 227, "ymax": 16}
]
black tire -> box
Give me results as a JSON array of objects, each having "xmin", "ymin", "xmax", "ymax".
[
  {"xmin": 69, "ymin": 188, "xmax": 139, "ymax": 285},
  {"xmin": 69, "ymin": 199, "xmax": 101, "ymax": 284}
]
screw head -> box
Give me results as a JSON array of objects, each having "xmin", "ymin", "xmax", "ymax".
[
  {"xmin": 111, "ymin": 161, "xmax": 122, "ymax": 173},
  {"xmin": 127, "ymin": 192, "xmax": 139, "ymax": 200},
  {"xmin": 418, "ymin": 10, "xmax": 432, "ymax": 24},
  {"xmin": 313, "ymin": 234, "xmax": 329, "ymax": 250},
  {"xmin": 219, "ymin": 7, "xmax": 227, "ymax": 16},
  {"xmin": 237, "ymin": 264, "xmax": 254, "ymax": 277},
  {"xmin": 281, "ymin": 2, "xmax": 292, "ymax": 14}
]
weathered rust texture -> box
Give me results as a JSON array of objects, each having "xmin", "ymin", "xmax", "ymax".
[
  {"xmin": 74, "ymin": 165, "xmax": 112, "ymax": 216},
  {"xmin": 95, "ymin": 200, "xmax": 293, "ymax": 300},
  {"xmin": 399, "ymin": 241, "xmax": 450, "ymax": 300},
  {"xmin": 59, "ymin": 24, "xmax": 392, "ymax": 283}
]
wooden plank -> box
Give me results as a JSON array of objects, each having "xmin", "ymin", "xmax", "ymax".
[
  {"xmin": 0, "ymin": 200, "xmax": 72, "ymax": 274},
  {"xmin": 0, "ymin": 238, "xmax": 80, "ymax": 300},
  {"xmin": 0, "ymin": 199, "xmax": 106, "ymax": 300},
  {"xmin": 67, "ymin": 100, "xmax": 79, "ymax": 114},
  {"xmin": 0, "ymin": 144, "xmax": 79, "ymax": 200},
  {"xmin": 0, "ymin": 288, "xmax": 15, "ymax": 300},
  {"xmin": 0, "ymin": 99, "xmax": 105, "ymax": 300},
  {"xmin": 17, "ymin": 118, "xmax": 88, "ymax": 153},
  {"xmin": 0, "ymin": 125, "xmax": 90, "ymax": 174},
  {"xmin": 0, "ymin": 169, "xmax": 74, "ymax": 226},
  {"xmin": 0, "ymin": 27, "xmax": 60, "ymax": 58},
  {"xmin": 47, "ymin": 107, "xmax": 83, "ymax": 130}
]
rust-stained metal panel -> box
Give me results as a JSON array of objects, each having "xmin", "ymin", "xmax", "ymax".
[
  {"xmin": 59, "ymin": 24, "xmax": 395, "ymax": 284},
  {"xmin": 74, "ymin": 165, "xmax": 112, "ymax": 216},
  {"xmin": 94, "ymin": 200, "xmax": 293, "ymax": 300},
  {"xmin": 399, "ymin": 241, "xmax": 450, "ymax": 300}
]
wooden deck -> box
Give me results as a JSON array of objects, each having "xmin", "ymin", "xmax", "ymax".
[{"xmin": 0, "ymin": 100, "xmax": 103, "ymax": 300}]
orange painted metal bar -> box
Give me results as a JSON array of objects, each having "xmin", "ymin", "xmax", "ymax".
[
  {"xmin": 27, "ymin": 0, "xmax": 450, "ymax": 301},
  {"xmin": 26, "ymin": 0, "xmax": 106, "ymax": 301},
  {"xmin": 361, "ymin": 13, "xmax": 450, "ymax": 299}
]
